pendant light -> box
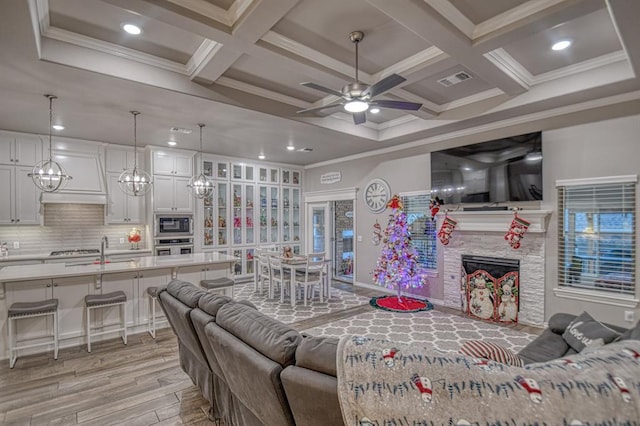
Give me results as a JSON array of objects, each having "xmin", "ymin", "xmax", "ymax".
[
  {"xmin": 29, "ymin": 95, "xmax": 72, "ymax": 192},
  {"xmin": 187, "ymin": 123, "xmax": 213, "ymax": 199},
  {"xmin": 118, "ymin": 111, "xmax": 152, "ymax": 196}
]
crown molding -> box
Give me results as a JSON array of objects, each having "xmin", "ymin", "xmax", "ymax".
[
  {"xmin": 376, "ymin": 115, "xmax": 419, "ymax": 130},
  {"xmin": 371, "ymin": 46, "xmax": 447, "ymax": 81},
  {"xmin": 167, "ymin": 0, "xmax": 231, "ymax": 26},
  {"xmin": 439, "ymin": 88, "xmax": 505, "ymax": 111},
  {"xmin": 228, "ymin": 0, "xmax": 256, "ymax": 26},
  {"xmin": 484, "ymin": 49, "xmax": 531, "ymax": 89},
  {"xmin": 423, "ymin": 0, "xmax": 475, "ymax": 39},
  {"xmin": 186, "ymin": 39, "xmax": 222, "ymax": 77},
  {"xmin": 43, "ymin": 27, "xmax": 188, "ymax": 75},
  {"xmin": 215, "ymin": 76, "xmax": 308, "ymax": 108},
  {"xmin": 473, "ymin": 0, "xmax": 566, "ymax": 40}
]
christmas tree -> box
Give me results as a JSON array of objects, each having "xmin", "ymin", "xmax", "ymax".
[{"xmin": 372, "ymin": 195, "xmax": 427, "ymax": 301}]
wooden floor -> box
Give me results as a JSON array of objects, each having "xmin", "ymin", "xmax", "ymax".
[{"xmin": 0, "ymin": 283, "xmax": 541, "ymax": 425}]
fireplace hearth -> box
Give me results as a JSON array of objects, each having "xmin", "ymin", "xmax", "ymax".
[{"xmin": 461, "ymin": 255, "xmax": 520, "ymax": 324}]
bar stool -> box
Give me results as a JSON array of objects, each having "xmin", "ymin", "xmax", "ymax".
[
  {"xmin": 85, "ymin": 291, "xmax": 127, "ymax": 352},
  {"xmin": 201, "ymin": 277, "xmax": 235, "ymax": 298},
  {"xmin": 146, "ymin": 286, "xmax": 167, "ymax": 339},
  {"xmin": 7, "ymin": 299, "xmax": 59, "ymax": 369}
]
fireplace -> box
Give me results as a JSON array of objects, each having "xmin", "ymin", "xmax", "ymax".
[{"xmin": 461, "ymin": 255, "xmax": 520, "ymax": 324}]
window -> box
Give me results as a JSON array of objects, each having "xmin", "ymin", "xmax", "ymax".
[
  {"xmin": 400, "ymin": 192, "xmax": 437, "ymax": 270},
  {"xmin": 557, "ymin": 176, "xmax": 636, "ymax": 296}
]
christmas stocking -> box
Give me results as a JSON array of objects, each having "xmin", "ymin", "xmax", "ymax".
[
  {"xmin": 437, "ymin": 216, "xmax": 457, "ymax": 245},
  {"xmin": 505, "ymin": 215, "xmax": 531, "ymax": 249}
]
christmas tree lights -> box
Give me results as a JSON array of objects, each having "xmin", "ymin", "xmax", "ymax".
[{"xmin": 372, "ymin": 195, "xmax": 428, "ymax": 302}]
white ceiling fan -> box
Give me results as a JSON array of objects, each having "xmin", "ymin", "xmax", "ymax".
[{"xmin": 297, "ymin": 30, "xmax": 423, "ymax": 125}]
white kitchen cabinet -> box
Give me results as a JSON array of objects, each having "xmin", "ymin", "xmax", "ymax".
[
  {"xmin": 137, "ymin": 269, "xmax": 170, "ymax": 326},
  {"xmin": 99, "ymin": 272, "xmax": 137, "ymax": 329},
  {"xmin": 281, "ymin": 187, "xmax": 301, "ymax": 245},
  {"xmin": 106, "ymin": 146, "xmax": 144, "ymax": 173},
  {"xmin": 202, "ymin": 181, "xmax": 229, "ymax": 248},
  {"xmin": 6, "ymin": 275, "xmax": 96, "ymax": 342},
  {"xmin": 258, "ymin": 166, "xmax": 279, "ymax": 184},
  {"xmin": 231, "ymin": 183, "xmax": 255, "ymax": 246},
  {"xmin": 282, "ymin": 169, "xmax": 301, "ymax": 186},
  {"xmin": 153, "ymin": 175, "xmax": 193, "ymax": 212},
  {"xmin": 231, "ymin": 163, "xmax": 255, "ymax": 182},
  {"xmin": 0, "ymin": 133, "xmax": 42, "ymax": 166},
  {"xmin": 152, "ymin": 151, "xmax": 193, "ymax": 177},
  {"xmin": 258, "ymin": 185, "xmax": 280, "ymax": 245},
  {"xmin": 106, "ymin": 172, "xmax": 143, "ymax": 223},
  {"xmin": 0, "ymin": 165, "xmax": 41, "ymax": 225}
]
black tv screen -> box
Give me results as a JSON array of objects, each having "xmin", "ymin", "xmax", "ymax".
[{"xmin": 430, "ymin": 132, "xmax": 542, "ymax": 203}]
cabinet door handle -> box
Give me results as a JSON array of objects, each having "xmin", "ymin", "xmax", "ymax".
[
  {"xmin": 10, "ymin": 158, "xmax": 14, "ymax": 162},
  {"xmin": 46, "ymin": 283, "xmax": 51, "ymax": 287},
  {"xmin": 139, "ymin": 274, "xmax": 143, "ymax": 278},
  {"xmin": 10, "ymin": 219, "xmax": 14, "ymax": 222},
  {"xmin": 53, "ymin": 283, "xmax": 58, "ymax": 287},
  {"xmin": 15, "ymin": 219, "xmax": 20, "ymax": 223},
  {"xmin": 15, "ymin": 159, "xmax": 18, "ymax": 163}
]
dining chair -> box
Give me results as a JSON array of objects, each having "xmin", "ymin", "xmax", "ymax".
[
  {"xmin": 306, "ymin": 252, "xmax": 330, "ymax": 299},
  {"xmin": 256, "ymin": 249, "xmax": 272, "ymax": 294},
  {"xmin": 268, "ymin": 255, "xmax": 291, "ymax": 302},
  {"xmin": 294, "ymin": 255, "xmax": 325, "ymax": 305}
]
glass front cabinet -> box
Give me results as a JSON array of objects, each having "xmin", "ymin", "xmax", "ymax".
[{"xmin": 199, "ymin": 157, "xmax": 301, "ymax": 280}]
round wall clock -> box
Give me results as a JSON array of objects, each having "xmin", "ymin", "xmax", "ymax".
[{"xmin": 363, "ymin": 178, "xmax": 391, "ymax": 213}]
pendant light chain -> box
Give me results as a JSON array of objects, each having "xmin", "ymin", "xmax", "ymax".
[
  {"xmin": 132, "ymin": 111, "xmax": 139, "ymax": 173},
  {"xmin": 117, "ymin": 111, "xmax": 152, "ymax": 196},
  {"xmin": 47, "ymin": 95, "xmax": 54, "ymax": 162}
]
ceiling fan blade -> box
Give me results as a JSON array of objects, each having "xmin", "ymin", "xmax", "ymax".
[
  {"xmin": 363, "ymin": 74, "xmax": 406, "ymax": 98},
  {"xmin": 371, "ymin": 99, "xmax": 422, "ymax": 111},
  {"xmin": 353, "ymin": 111, "xmax": 366, "ymax": 125},
  {"xmin": 296, "ymin": 101, "xmax": 343, "ymax": 114},
  {"xmin": 300, "ymin": 82, "xmax": 344, "ymax": 98}
]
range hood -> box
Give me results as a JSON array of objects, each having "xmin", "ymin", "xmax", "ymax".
[{"xmin": 40, "ymin": 150, "xmax": 108, "ymax": 205}]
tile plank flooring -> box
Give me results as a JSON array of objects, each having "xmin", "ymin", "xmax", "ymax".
[{"xmin": 0, "ymin": 283, "xmax": 541, "ymax": 425}]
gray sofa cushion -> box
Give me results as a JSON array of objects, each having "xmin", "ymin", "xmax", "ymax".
[
  {"xmin": 198, "ymin": 293, "xmax": 233, "ymax": 316},
  {"xmin": 216, "ymin": 303, "xmax": 300, "ymax": 367},
  {"xmin": 618, "ymin": 320, "xmax": 640, "ymax": 341},
  {"xmin": 296, "ymin": 335, "xmax": 338, "ymax": 376},
  {"xmin": 167, "ymin": 279, "xmax": 206, "ymax": 308},
  {"xmin": 562, "ymin": 311, "xmax": 621, "ymax": 352}
]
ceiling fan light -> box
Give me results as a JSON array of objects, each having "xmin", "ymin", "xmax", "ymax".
[
  {"xmin": 344, "ymin": 100, "xmax": 369, "ymax": 113},
  {"xmin": 370, "ymin": 108, "xmax": 380, "ymax": 114}
]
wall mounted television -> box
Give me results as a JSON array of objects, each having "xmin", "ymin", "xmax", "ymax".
[{"xmin": 430, "ymin": 132, "xmax": 542, "ymax": 204}]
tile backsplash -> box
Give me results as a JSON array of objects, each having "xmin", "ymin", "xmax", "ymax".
[{"xmin": 0, "ymin": 204, "xmax": 148, "ymax": 255}]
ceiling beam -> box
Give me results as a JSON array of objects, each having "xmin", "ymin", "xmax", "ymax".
[
  {"xmin": 607, "ymin": 0, "xmax": 640, "ymax": 77},
  {"xmin": 367, "ymin": 0, "xmax": 526, "ymax": 96}
]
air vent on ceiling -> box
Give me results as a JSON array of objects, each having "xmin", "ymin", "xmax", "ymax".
[
  {"xmin": 297, "ymin": 148, "xmax": 313, "ymax": 152},
  {"xmin": 170, "ymin": 127, "xmax": 192, "ymax": 134},
  {"xmin": 438, "ymin": 71, "xmax": 472, "ymax": 87}
]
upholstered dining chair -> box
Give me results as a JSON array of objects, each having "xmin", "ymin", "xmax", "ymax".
[{"xmin": 256, "ymin": 249, "xmax": 272, "ymax": 294}]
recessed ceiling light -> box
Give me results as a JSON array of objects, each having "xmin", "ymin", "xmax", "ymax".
[
  {"xmin": 52, "ymin": 124, "xmax": 64, "ymax": 131},
  {"xmin": 167, "ymin": 141, "xmax": 177, "ymax": 146},
  {"xmin": 552, "ymin": 40, "xmax": 571, "ymax": 51},
  {"xmin": 370, "ymin": 108, "xmax": 380, "ymax": 114},
  {"xmin": 286, "ymin": 146, "xmax": 295, "ymax": 151},
  {"xmin": 122, "ymin": 23, "xmax": 142, "ymax": 35},
  {"xmin": 258, "ymin": 154, "xmax": 266, "ymax": 160}
]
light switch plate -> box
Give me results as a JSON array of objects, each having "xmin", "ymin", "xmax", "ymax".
[
  {"xmin": 12, "ymin": 242, "xmax": 19, "ymax": 249},
  {"xmin": 120, "ymin": 238, "xmax": 125, "ymax": 244}
]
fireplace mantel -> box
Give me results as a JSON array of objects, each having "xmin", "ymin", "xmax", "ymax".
[{"xmin": 436, "ymin": 210, "xmax": 552, "ymax": 233}]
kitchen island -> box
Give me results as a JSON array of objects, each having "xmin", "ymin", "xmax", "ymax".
[{"xmin": 0, "ymin": 252, "xmax": 237, "ymax": 360}]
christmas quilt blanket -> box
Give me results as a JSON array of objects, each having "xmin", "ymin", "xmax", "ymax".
[{"xmin": 336, "ymin": 336, "xmax": 640, "ymax": 425}]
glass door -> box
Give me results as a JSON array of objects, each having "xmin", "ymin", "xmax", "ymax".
[
  {"xmin": 307, "ymin": 202, "xmax": 331, "ymax": 255},
  {"xmin": 333, "ymin": 200, "xmax": 354, "ymax": 283}
]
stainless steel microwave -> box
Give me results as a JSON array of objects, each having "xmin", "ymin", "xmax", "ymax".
[{"xmin": 155, "ymin": 215, "xmax": 193, "ymax": 237}]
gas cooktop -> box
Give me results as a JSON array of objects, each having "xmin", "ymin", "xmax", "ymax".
[{"xmin": 49, "ymin": 249, "xmax": 101, "ymax": 256}]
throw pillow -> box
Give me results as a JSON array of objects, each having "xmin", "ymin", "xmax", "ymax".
[
  {"xmin": 460, "ymin": 340, "xmax": 524, "ymax": 367},
  {"xmin": 562, "ymin": 311, "xmax": 621, "ymax": 352}
]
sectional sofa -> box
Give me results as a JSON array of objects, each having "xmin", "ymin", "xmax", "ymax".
[{"xmin": 157, "ymin": 279, "xmax": 640, "ymax": 425}]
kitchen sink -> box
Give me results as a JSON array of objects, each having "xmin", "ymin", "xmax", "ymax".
[{"xmin": 65, "ymin": 259, "xmax": 137, "ymax": 267}]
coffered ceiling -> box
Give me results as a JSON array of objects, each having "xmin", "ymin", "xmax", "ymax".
[{"xmin": 0, "ymin": 0, "xmax": 638, "ymax": 166}]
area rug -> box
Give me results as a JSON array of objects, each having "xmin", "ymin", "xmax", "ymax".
[
  {"xmin": 302, "ymin": 309, "xmax": 537, "ymax": 353},
  {"xmin": 370, "ymin": 295, "xmax": 433, "ymax": 313},
  {"xmin": 233, "ymin": 281, "xmax": 370, "ymax": 324}
]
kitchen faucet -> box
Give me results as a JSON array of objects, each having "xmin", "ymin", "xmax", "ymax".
[{"xmin": 100, "ymin": 236, "xmax": 109, "ymax": 264}]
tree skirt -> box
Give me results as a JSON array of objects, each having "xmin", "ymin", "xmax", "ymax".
[{"xmin": 369, "ymin": 295, "xmax": 433, "ymax": 313}]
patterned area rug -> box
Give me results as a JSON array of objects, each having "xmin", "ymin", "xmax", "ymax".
[
  {"xmin": 302, "ymin": 309, "xmax": 537, "ymax": 353},
  {"xmin": 233, "ymin": 281, "xmax": 371, "ymax": 324}
]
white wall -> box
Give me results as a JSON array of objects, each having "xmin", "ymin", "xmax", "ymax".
[{"xmin": 542, "ymin": 114, "xmax": 640, "ymax": 326}]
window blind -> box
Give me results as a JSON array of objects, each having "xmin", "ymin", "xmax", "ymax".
[
  {"xmin": 400, "ymin": 193, "xmax": 437, "ymax": 270},
  {"xmin": 557, "ymin": 180, "xmax": 636, "ymax": 296}
]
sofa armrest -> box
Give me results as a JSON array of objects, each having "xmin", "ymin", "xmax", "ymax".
[{"xmin": 518, "ymin": 328, "xmax": 571, "ymax": 364}]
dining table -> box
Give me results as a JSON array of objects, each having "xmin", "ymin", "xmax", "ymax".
[{"xmin": 280, "ymin": 255, "xmax": 331, "ymax": 307}]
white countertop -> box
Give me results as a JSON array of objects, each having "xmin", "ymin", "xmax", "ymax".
[
  {"xmin": 0, "ymin": 252, "xmax": 238, "ymax": 283},
  {"xmin": 0, "ymin": 249, "xmax": 153, "ymax": 263}
]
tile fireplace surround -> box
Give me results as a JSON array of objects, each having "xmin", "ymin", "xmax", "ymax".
[{"xmin": 438, "ymin": 210, "xmax": 551, "ymax": 326}]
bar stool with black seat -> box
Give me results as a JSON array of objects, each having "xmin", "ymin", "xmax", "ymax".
[
  {"xmin": 200, "ymin": 277, "xmax": 235, "ymax": 298},
  {"xmin": 7, "ymin": 298, "xmax": 59, "ymax": 368},
  {"xmin": 146, "ymin": 286, "xmax": 168, "ymax": 339},
  {"xmin": 84, "ymin": 291, "xmax": 127, "ymax": 352}
]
